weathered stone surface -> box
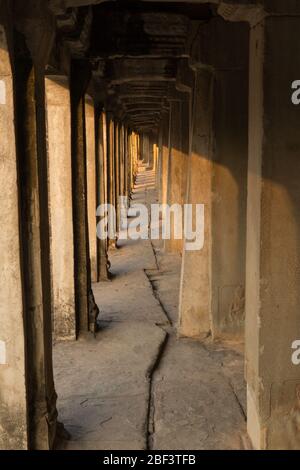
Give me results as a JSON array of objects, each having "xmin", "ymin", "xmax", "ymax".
[
  {"xmin": 85, "ymin": 96, "xmax": 98, "ymax": 283},
  {"xmin": 179, "ymin": 69, "xmax": 213, "ymax": 339},
  {"xmin": 164, "ymin": 98, "xmax": 189, "ymax": 254},
  {"xmin": 46, "ymin": 76, "xmax": 76, "ymax": 341},
  {"xmin": 246, "ymin": 16, "xmax": 300, "ymax": 450},
  {"xmin": 0, "ymin": 21, "xmax": 28, "ymax": 451}
]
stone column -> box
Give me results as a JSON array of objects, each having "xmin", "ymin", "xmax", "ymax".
[
  {"xmin": 129, "ymin": 132, "xmax": 134, "ymax": 188},
  {"xmin": 45, "ymin": 76, "xmax": 76, "ymax": 341},
  {"xmin": 106, "ymin": 113, "xmax": 114, "ymax": 208},
  {"xmin": 178, "ymin": 70, "xmax": 213, "ymax": 338},
  {"xmin": 70, "ymin": 61, "xmax": 98, "ymax": 335},
  {"xmin": 246, "ymin": 16, "xmax": 300, "ymax": 450},
  {"xmin": 123, "ymin": 126, "xmax": 129, "ymax": 198},
  {"xmin": 101, "ymin": 112, "xmax": 108, "ymax": 207},
  {"xmin": 164, "ymin": 98, "xmax": 189, "ymax": 254},
  {"xmin": 85, "ymin": 96, "xmax": 97, "ymax": 282},
  {"xmin": 0, "ymin": 21, "xmax": 28, "ymax": 450},
  {"xmin": 142, "ymin": 133, "xmax": 149, "ymax": 165},
  {"xmin": 119, "ymin": 124, "xmax": 125, "ymax": 197},
  {"xmin": 160, "ymin": 109, "xmax": 171, "ymax": 206},
  {"xmin": 114, "ymin": 121, "xmax": 120, "ymax": 236},
  {"xmin": 153, "ymin": 142, "xmax": 159, "ymax": 174},
  {"xmin": 95, "ymin": 108, "xmax": 109, "ymax": 281},
  {"xmin": 156, "ymin": 125, "xmax": 163, "ymax": 195},
  {"xmin": 148, "ymin": 134, "xmax": 155, "ymax": 170},
  {"xmin": 13, "ymin": 45, "xmax": 58, "ymax": 448},
  {"xmin": 106, "ymin": 114, "xmax": 116, "ymax": 244},
  {"xmin": 127, "ymin": 131, "xmax": 133, "ymax": 196},
  {"xmin": 209, "ymin": 20, "xmax": 249, "ymax": 340},
  {"xmin": 140, "ymin": 134, "xmax": 144, "ymax": 162},
  {"xmin": 179, "ymin": 19, "xmax": 249, "ymax": 340},
  {"xmin": 135, "ymin": 134, "xmax": 140, "ymax": 176},
  {"xmin": 137, "ymin": 132, "xmax": 141, "ymax": 161},
  {"xmin": 130, "ymin": 132, "xmax": 138, "ymax": 190}
]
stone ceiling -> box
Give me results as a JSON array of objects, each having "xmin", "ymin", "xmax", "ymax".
[
  {"xmin": 50, "ymin": 1, "xmax": 218, "ymax": 132},
  {"xmin": 49, "ymin": 0, "xmax": 264, "ymax": 132}
]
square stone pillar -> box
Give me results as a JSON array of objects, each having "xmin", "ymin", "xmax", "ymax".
[
  {"xmin": 141, "ymin": 134, "xmax": 150, "ymax": 164},
  {"xmin": 156, "ymin": 125, "xmax": 163, "ymax": 195},
  {"xmin": 106, "ymin": 114, "xmax": 116, "ymax": 245},
  {"xmin": 0, "ymin": 22, "xmax": 28, "ymax": 450},
  {"xmin": 70, "ymin": 61, "xmax": 98, "ymax": 335},
  {"xmin": 12, "ymin": 47, "xmax": 58, "ymax": 448},
  {"xmin": 179, "ymin": 19, "xmax": 249, "ymax": 340},
  {"xmin": 127, "ymin": 131, "xmax": 132, "ymax": 194},
  {"xmin": 130, "ymin": 132, "xmax": 139, "ymax": 187},
  {"xmin": 148, "ymin": 134, "xmax": 155, "ymax": 169},
  {"xmin": 246, "ymin": 16, "xmax": 300, "ymax": 450},
  {"xmin": 160, "ymin": 109, "xmax": 171, "ymax": 206},
  {"xmin": 45, "ymin": 76, "xmax": 76, "ymax": 341},
  {"xmin": 178, "ymin": 70, "xmax": 213, "ymax": 338},
  {"xmin": 114, "ymin": 121, "xmax": 121, "ymax": 236},
  {"xmin": 106, "ymin": 113, "xmax": 114, "ymax": 207},
  {"xmin": 85, "ymin": 96, "xmax": 97, "ymax": 282},
  {"xmin": 127, "ymin": 131, "xmax": 134, "ymax": 195},
  {"xmin": 95, "ymin": 108, "xmax": 109, "ymax": 281},
  {"xmin": 153, "ymin": 142, "xmax": 159, "ymax": 174},
  {"xmin": 208, "ymin": 21, "xmax": 249, "ymax": 339},
  {"xmin": 123, "ymin": 126, "xmax": 129, "ymax": 198},
  {"xmin": 119, "ymin": 124, "xmax": 125, "ymax": 197},
  {"xmin": 164, "ymin": 98, "xmax": 189, "ymax": 254}
]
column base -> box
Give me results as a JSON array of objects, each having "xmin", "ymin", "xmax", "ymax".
[{"xmin": 247, "ymin": 383, "xmax": 300, "ymax": 450}]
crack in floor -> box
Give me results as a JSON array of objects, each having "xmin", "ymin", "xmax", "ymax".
[
  {"xmin": 144, "ymin": 220, "xmax": 249, "ymax": 449},
  {"xmin": 144, "ymin": 269, "xmax": 173, "ymax": 327},
  {"xmin": 145, "ymin": 332, "xmax": 169, "ymax": 449},
  {"xmin": 144, "ymin": 212, "xmax": 173, "ymax": 450},
  {"xmin": 54, "ymin": 164, "xmax": 249, "ymax": 450},
  {"xmin": 228, "ymin": 380, "xmax": 247, "ymax": 422}
]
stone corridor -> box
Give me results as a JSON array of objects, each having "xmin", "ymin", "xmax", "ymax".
[
  {"xmin": 54, "ymin": 166, "xmax": 249, "ymax": 450},
  {"xmin": 2, "ymin": 0, "xmax": 300, "ymax": 451}
]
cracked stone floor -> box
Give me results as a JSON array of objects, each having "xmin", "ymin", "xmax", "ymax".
[{"xmin": 53, "ymin": 165, "xmax": 250, "ymax": 450}]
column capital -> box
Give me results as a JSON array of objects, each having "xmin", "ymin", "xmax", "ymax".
[{"xmin": 218, "ymin": 2, "xmax": 265, "ymax": 26}]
